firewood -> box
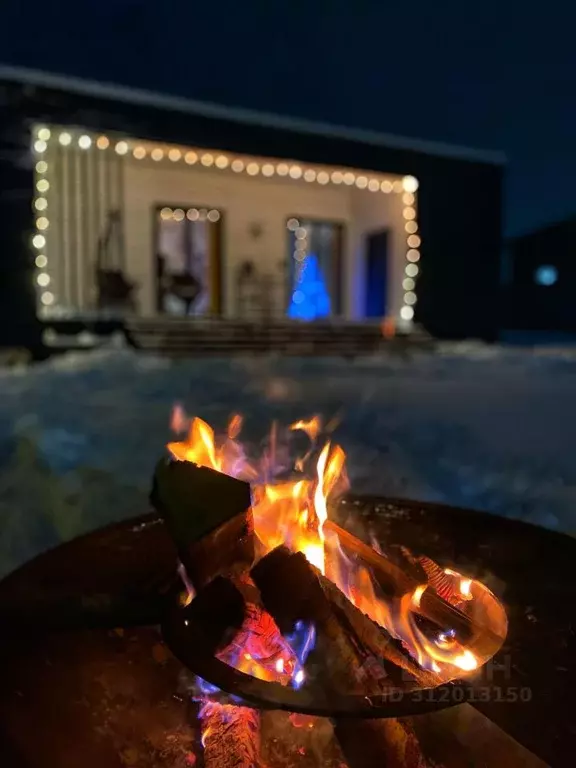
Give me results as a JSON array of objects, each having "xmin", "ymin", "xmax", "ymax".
[
  {"xmin": 252, "ymin": 547, "xmax": 431, "ymax": 767},
  {"xmin": 150, "ymin": 458, "xmax": 254, "ymax": 590},
  {"xmin": 251, "ymin": 546, "xmax": 438, "ymax": 691},
  {"xmin": 325, "ymin": 520, "xmax": 481, "ymax": 644},
  {"xmin": 199, "ymin": 701, "xmax": 261, "ymax": 768},
  {"xmin": 334, "ymin": 719, "xmax": 429, "ymax": 768}
]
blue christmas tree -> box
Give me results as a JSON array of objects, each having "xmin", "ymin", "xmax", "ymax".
[{"xmin": 288, "ymin": 253, "xmax": 331, "ymax": 320}]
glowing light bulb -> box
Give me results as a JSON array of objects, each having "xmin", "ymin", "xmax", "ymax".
[
  {"xmin": 96, "ymin": 136, "xmax": 110, "ymax": 150},
  {"xmin": 405, "ymin": 221, "xmax": 418, "ymax": 234},
  {"xmin": 36, "ymin": 179, "xmax": 49, "ymax": 192},
  {"xmin": 185, "ymin": 151, "xmax": 198, "ymax": 165},
  {"xmin": 403, "ymin": 175, "xmax": 419, "ymax": 193},
  {"xmin": 400, "ymin": 305, "xmax": 414, "ymax": 320},
  {"xmin": 215, "ymin": 154, "xmax": 229, "ymax": 169},
  {"xmin": 343, "ymin": 172, "xmax": 356, "ymax": 185},
  {"xmin": 289, "ymin": 165, "xmax": 302, "ymax": 179},
  {"xmin": 403, "ymin": 192, "xmax": 415, "ymax": 205},
  {"xmin": 406, "ymin": 263, "xmax": 419, "ymax": 277},
  {"xmin": 34, "ymin": 140, "xmax": 47, "ymax": 153},
  {"xmin": 403, "ymin": 207, "xmax": 416, "ymax": 220},
  {"xmin": 160, "ymin": 207, "xmax": 172, "ymax": 220},
  {"xmin": 231, "ymin": 159, "xmax": 244, "ymax": 172},
  {"xmin": 407, "ymin": 234, "xmax": 421, "ymax": 248},
  {"xmin": 36, "ymin": 217, "xmax": 49, "ymax": 230},
  {"xmin": 37, "ymin": 127, "xmax": 51, "ymax": 141},
  {"xmin": 287, "ymin": 218, "xmax": 299, "ymax": 231},
  {"xmin": 304, "ymin": 169, "xmax": 316, "ymax": 182},
  {"xmin": 168, "ymin": 148, "xmax": 182, "ymax": 162},
  {"xmin": 58, "ymin": 132, "xmax": 72, "ymax": 146},
  {"xmin": 35, "ymin": 161, "xmax": 48, "ymax": 174},
  {"xmin": 368, "ymin": 178, "xmax": 380, "ymax": 192},
  {"xmin": 262, "ymin": 163, "xmax": 275, "ymax": 177},
  {"xmin": 355, "ymin": 175, "xmax": 368, "ymax": 189},
  {"xmin": 207, "ymin": 209, "xmax": 220, "ymax": 222},
  {"xmin": 34, "ymin": 198, "xmax": 48, "ymax": 211},
  {"xmin": 187, "ymin": 208, "xmax": 199, "ymax": 221},
  {"xmin": 317, "ymin": 171, "xmax": 330, "ymax": 185},
  {"xmin": 151, "ymin": 148, "xmax": 164, "ymax": 161},
  {"xmin": 35, "ymin": 254, "xmax": 48, "ymax": 268},
  {"xmin": 380, "ymin": 180, "xmax": 393, "ymax": 193},
  {"xmin": 276, "ymin": 163, "xmax": 289, "ymax": 176},
  {"xmin": 404, "ymin": 291, "xmax": 417, "ymax": 305},
  {"xmin": 407, "ymin": 249, "xmax": 420, "ymax": 262},
  {"xmin": 41, "ymin": 291, "xmax": 55, "ymax": 305},
  {"xmin": 246, "ymin": 162, "xmax": 260, "ymax": 176},
  {"xmin": 331, "ymin": 171, "xmax": 343, "ymax": 184},
  {"xmin": 133, "ymin": 146, "xmax": 146, "ymax": 159},
  {"xmin": 173, "ymin": 208, "xmax": 185, "ymax": 222},
  {"xmin": 32, "ymin": 234, "xmax": 45, "ymax": 249},
  {"xmin": 403, "ymin": 277, "xmax": 415, "ymax": 291},
  {"xmin": 78, "ymin": 135, "xmax": 92, "ymax": 149},
  {"xmin": 201, "ymin": 153, "xmax": 214, "ymax": 167},
  {"xmin": 37, "ymin": 273, "xmax": 50, "ymax": 287},
  {"xmin": 115, "ymin": 141, "xmax": 128, "ymax": 155}
]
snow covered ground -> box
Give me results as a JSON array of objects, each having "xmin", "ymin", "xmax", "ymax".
[{"xmin": 1, "ymin": 342, "xmax": 576, "ymax": 577}]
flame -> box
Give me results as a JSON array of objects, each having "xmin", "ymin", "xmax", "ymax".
[{"xmin": 168, "ymin": 410, "xmax": 505, "ymax": 685}]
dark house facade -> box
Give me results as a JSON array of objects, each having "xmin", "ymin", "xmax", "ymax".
[
  {"xmin": 0, "ymin": 66, "xmax": 505, "ymax": 352},
  {"xmin": 501, "ymin": 217, "xmax": 576, "ymax": 336}
]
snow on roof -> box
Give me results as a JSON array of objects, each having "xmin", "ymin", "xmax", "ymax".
[{"xmin": 0, "ymin": 64, "xmax": 506, "ymax": 166}]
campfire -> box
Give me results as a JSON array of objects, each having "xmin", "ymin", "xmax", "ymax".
[{"xmin": 151, "ymin": 411, "xmax": 508, "ymax": 767}]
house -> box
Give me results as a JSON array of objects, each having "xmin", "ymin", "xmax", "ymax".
[
  {"xmin": 501, "ymin": 216, "xmax": 576, "ymax": 338},
  {"xmin": 0, "ymin": 66, "xmax": 505, "ymax": 353}
]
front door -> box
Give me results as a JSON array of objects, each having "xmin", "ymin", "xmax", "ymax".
[
  {"xmin": 155, "ymin": 205, "xmax": 223, "ymax": 316},
  {"xmin": 365, "ymin": 229, "xmax": 388, "ymax": 318}
]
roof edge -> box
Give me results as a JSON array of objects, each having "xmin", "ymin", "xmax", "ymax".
[{"xmin": 0, "ymin": 64, "xmax": 507, "ymax": 166}]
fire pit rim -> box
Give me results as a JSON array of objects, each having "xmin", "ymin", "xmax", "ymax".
[{"xmin": 161, "ymin": 590, "xmax": 477, "ymax": 719}]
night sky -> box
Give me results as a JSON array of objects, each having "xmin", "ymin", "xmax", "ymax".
[{"xmin": 3, "ymin": 0, "xmax": 574, "ymax": 236}]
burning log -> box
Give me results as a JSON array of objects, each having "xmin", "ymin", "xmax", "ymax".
[
  {"xmin": 151, "ymin": 458, "xmax": 255, "ymax": 590},
  {"xmin": 251, "ymin": 547, "xmax": 432, "ymax": 767},
  {"xmin": 251, "ymin": 546, "xmax": 439, "ymax": 691},
  {"xmin": 199, "ymin": 701, "xmax": 261, "ymax": 768},
  {"xmin": 326, "ymin": 520, "xmax": 486, "ymax": 646}
]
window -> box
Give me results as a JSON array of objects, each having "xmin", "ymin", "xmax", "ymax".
[
  {"xmin": 286, "ymin": 218, "xmax": 343, "ymax": 320},
  {"xmin": 155, "ymin": 206, "xmax": 222, "ymax": 315}
]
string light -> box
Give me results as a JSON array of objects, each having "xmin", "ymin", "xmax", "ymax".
[
  {"xmin": 30, "ymin": 125, "xmax": 420, "ymax": 322},
  {"xmin": 401, "ymin": 185, "xmax": 421, "ymax": 325},
  {"xmin": 402, "ymin": 175, "xmax": 419, "ymax": 193}
]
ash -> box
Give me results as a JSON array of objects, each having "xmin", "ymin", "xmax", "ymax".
[{"xmin": 1, "ymin": 343, "xmax": 576, "ymax": 577}]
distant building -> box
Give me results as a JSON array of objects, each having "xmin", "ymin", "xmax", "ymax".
[
  {"xmin": 501, "ymin": 216, "xmax": 576, "ymax": 335},
  {"xmin": 0, "ymin": 66, "xmax": 505, "ymax": 352}
]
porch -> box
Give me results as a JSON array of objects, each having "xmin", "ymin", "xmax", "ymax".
[{"xmin": 32, "ymin": 126, "xmax": 421, "ymax": 328}]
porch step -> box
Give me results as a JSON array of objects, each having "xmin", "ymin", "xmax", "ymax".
[{"xmin": 125, "ymin": 317, "xmax": 387, "ymax": 356}]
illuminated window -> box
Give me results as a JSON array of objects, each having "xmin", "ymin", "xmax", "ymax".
[{"xmin": 286, "ymin": 218, "xmax": 343, "ymax": 320}]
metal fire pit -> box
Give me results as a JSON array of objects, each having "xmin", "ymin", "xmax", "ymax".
[{"xmin": 0, "ymin": 496, "xmax": 574, "ymax": 767}]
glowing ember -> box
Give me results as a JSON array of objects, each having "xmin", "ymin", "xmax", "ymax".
[{"xmin": 169, "ymin": 410, "xmax": 506, "ymax": 685}]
